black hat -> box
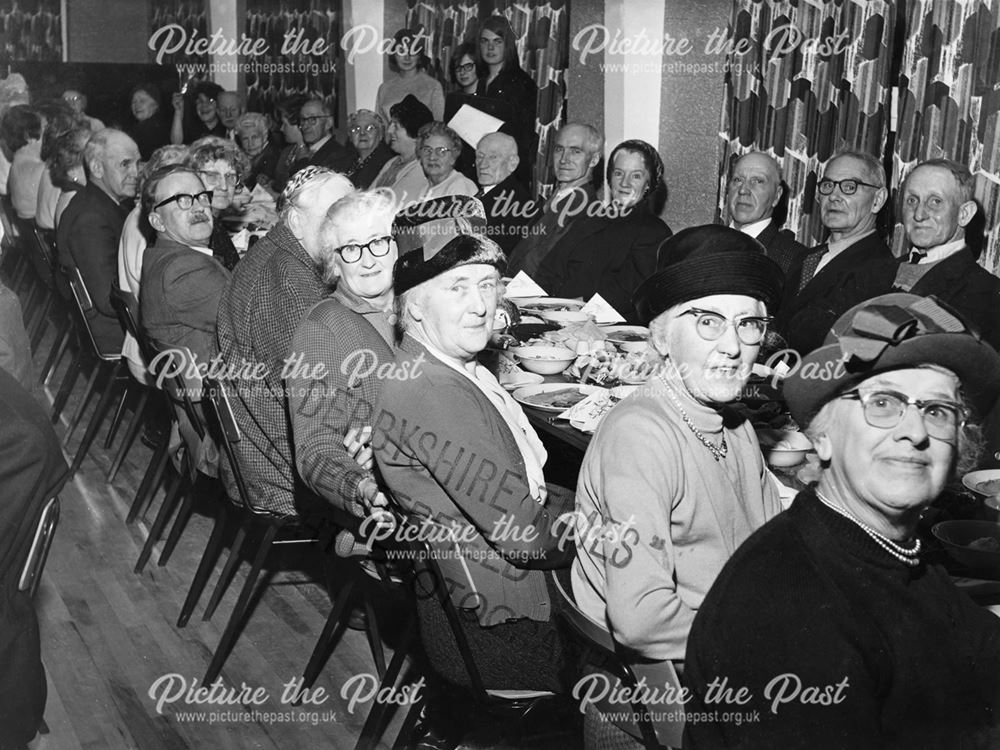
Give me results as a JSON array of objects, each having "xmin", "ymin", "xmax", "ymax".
[
  {"xmin": 394, "ymin": 232, "xmax": 505, "ymax": 296},
  {"xmin": 389, "ymin": 94, "xmax": 433, "ymax": 139},
  {"xmin": 783, "ymin": 293, "xmax": 1000, "ymax": 425},
  {"xmin": 632, "ymin": 225, "xmax": 784, "ymax": 325}
]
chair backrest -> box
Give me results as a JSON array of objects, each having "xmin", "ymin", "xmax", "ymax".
[
  {"xmin": 109, "ymin": 283, "xmax": 156, "ymax": 363},
  {"xmin": 64, "ymin": 265, "xmax": 119, "ymax": 361},
  {"xmin": 549, "ymin": 571, "xmax": 686, "ymax": 749},
  {"xmin": 201, "ymin": 375, "xmax": 274, "ymax": 518},
  {"xmin": 18, "ymin": 496, "xmax": 60, "ymax": 599}
]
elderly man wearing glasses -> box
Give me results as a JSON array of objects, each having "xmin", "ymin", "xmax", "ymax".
[
  {"xmin": 684, "ymin": 293, "xmax": 1000, "ymax": 749},
  {"xmin": 571, "ymin": 225, "xmax": 786, "ymax": 744},
  {"xmin": 777, "ymin": 150, "xmax": 898, "ymax": 355}
]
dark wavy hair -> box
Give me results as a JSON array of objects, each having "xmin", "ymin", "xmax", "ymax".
[
  {"xmin": 476, "ymin": 15, "xmax": 523, "ymax": 73},
  {"xmin": 448, "ymin": 42, "xmax": 485, "ymax": 87},
  {"xmin": 48, "ymin": 125, "xmax": 91, "ymax": 190},
  {"xmin": 387, "ymin": 28, "xmax": 431, "ymax": 73}
]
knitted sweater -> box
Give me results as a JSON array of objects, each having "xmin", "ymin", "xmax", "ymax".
[{"xmin": 684, "ymin": 491, "xmax": 1000, "ymax": 749}]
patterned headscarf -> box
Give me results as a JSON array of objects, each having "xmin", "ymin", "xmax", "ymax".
[{"xmin": 278, "ymin": 165, "xmax": 337, "ymax": 212}]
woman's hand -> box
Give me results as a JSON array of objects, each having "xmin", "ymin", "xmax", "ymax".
[
  {"xmin": 171, "ymin": 92, "xmax": 185, "ymax": 113},
  {"xmin": 344, "ymin": 425, "xmax": 374, "ymax": 471}
]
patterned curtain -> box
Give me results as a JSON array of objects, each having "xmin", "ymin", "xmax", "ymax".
[
  {"xmin": 894, "ymin": 0, "xmax": 1000, "ymax": 273},
  {"xmin": 244, "ymin": 1, "xmax": 341, "ymax": 129},
  {"xmin": 404, "ymin": 0, "xmax": 569, "ymax": 193},
  {"xmin": 718, "ymin": 0, "xmax": 897, "ymax": 247},
  {"xmin": 0, "ymin": 0, "xmax": 61, "ymax": 62},
  {"xmin": 149, "ymin": 0, "xmax": 209, "ymax": 67}
]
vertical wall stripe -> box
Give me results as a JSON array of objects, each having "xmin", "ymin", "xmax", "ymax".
[{"xmin": 343, "ymin": 0, "xmax": 385, "ymax": 115}]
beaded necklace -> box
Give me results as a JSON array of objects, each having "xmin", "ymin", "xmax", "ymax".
[
  {"xmin": 816, "ymin": 490, "xmax": 920, "ymax": 567},
  {"xmin": 661, "ymin": 376, "xmax": 727, "ymax": 461}
]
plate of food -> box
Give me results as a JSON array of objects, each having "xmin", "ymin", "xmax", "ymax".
[
  {"xmin": 601, "ymin": 325, "xmax": 650, "ymax": 353},
  {"xmin": 963, "ymin": 470, "xmax": 1000, "ymax": 497},
  {"xmin": 512, "ymin": 384, "xmax": 604, "ymax": 413},
  {"xmin": 512, "ymin": 297, "xmax": 586, "ymax": 315}
]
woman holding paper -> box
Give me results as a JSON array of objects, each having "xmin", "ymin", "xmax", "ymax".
[{"xmin": 532, "ymin": 139, "xmax": 672, "ymax": 323}]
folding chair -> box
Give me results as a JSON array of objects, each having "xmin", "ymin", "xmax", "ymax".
[{"xmin": 18, "ymin": 496, "xmax": 61, "ymax": 600}]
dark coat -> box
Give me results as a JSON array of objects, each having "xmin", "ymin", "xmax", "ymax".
[
  {"xmin": 56, "ymin": 183, "xmax": 131, "ymax": 355},
  {"xmin": 777, "ymin": 232, "xmax": 898, "ymax": 355},
  {"xmin": 533, "ymin": 202, "xmax": 672, "ymax": 324},
  {"xmin": 901, "ymin": 247, "xmax": 1000, "ymax": 351},
  {"xmin": 0, "ymin": 369, "xmax": 68, "ymax": 747},
  {"xmin": 345, "ymin": 141, "xmax": 394, "ymax": 189},
  {"xmin": 479, "ymin": 172, "xmax": 535, "ymax": 255},
  {"xmin": 755, "ymin": 219, "xmax": 807, "ymax": 277},
  {"xmin": 244, "ymin": 141, "xmax": 282, "ymax": 189},
  {"xmin": 477, "ymin": 67, "xmax": 538, "ymax": 183},
  {"xmin": 289, "ymin": 136, "xmax": 358, "ymax": 177}
]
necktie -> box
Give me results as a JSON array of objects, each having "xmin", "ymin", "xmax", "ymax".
[
  {"xmin": 797, "ymin": 244, "xmax": 828, "ymax": 293},
  {"xmin": 908, "ymin": 249, "xmax": 926, "ymax": 264}
]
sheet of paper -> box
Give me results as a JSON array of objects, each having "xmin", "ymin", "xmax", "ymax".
[
  {"xmin": 582, "ymin": 293, "xmax": 626, "ymax": 324},
  {"xmin": 448, "ymin": 104, "xmax": 505, "ymax": 148},
  {"xmin": 504, "ymin": 271, "xmax": 546, "ymax": 298},
  {"xmin": 557, "ymin": 390, "xmax": 616, "ymax": 434}
]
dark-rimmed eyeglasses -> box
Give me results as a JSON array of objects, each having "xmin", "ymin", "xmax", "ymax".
[
  {"xmin": 817, "ymin": 178, "xmax": 880, "ymax": 196},
  {"xmin": 455, "ymin": 62, "xmax": 476, "ymax": 74},
  {"xmin": 676, "ymin": 308, "xmax": 771, "ymax": 346},
  {"xmin": 300, "ymin": 114, "xmax": 331, "ymax": 125},
  {"xmin": 335, "ymin": 236, "xmax": 395, "ymax": 264},
  {"xmin": 839, "ymin": 389, "xmax": 967, "ymax": 442},
  {"xmin": 154, "ymin": 190, "xmax": 213, "ymax": 210}
]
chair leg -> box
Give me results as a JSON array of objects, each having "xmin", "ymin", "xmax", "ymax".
[
  {"xmin": 28, "ymin": 293, "xmax": 53, "ymax": 350},
  {"xmin": 50, "ymin": 348, "xmax": 83, "ymax": 423},
  {"xmin": 178, "ymin": 501, "xmax": 229, "ymax": 628},
  {"xmin": 70, "ymin": 363, "xmax": 123, "ymax": 475},
  {"xmin": 107, "ymin": 389, "xmax": 149, "ymax": 481},
  {"xmin": 356, "ymin": 623, "xmax": 418, "ymax": 750},
  {"xmin": 40, "ymin": 316, "xmax": 71, "ymax": 386},
  {"xmin": 65, "ymin": 360, "xmax": 102, "ymax": 440},
  {"xmin": 134, "ymin": 470, "xmax": 188, "ymax": 574},
  {"xmin": 157, "ymin": 475, "xmax": 203, "ymax": 566},
  {"xmin": 203, "ymin": 521, "xmax": 250, "ymax": 622},
  {"xmin": 299, "ymin": 577, "xmax": 358, "ymax": 693},
  {"xmin": 363, "ymin": 593, "xmax": 386, "ymax": 680},
  {"xmin": 127, "ymin": 433, "xmax": 170, "ymax": 524},
  {"xmin": 203, "ymin": 521, "xmax": 280, "ymax": 685},
  {"xmin": 103, "ymin": 384, "xmax": 131, "ymax": 449}
]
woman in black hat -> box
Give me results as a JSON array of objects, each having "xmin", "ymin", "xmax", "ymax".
[
  {"xmin": 684, "ymin": 293, "xmax": 1000, "ymax": 749},
  {"xmin": 571, "ymin": 225, "xmax": 786, "ymax": 747}
]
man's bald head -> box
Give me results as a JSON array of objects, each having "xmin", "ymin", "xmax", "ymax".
[{"xmin": 475, "ymin": 132, "xmax": 519, "ymax": 187}]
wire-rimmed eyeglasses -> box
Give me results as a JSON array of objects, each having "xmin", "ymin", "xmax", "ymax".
[
  {"xmin": 676, "ymin": 308, "xmax": 771, "ymax": 346},
  {"xmin": 839, "ymin": 389, "xmax": 967, "ymax": 441}
]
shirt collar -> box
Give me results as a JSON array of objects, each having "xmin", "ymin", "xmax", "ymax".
[
  {"xmin": 827, "ymin": 227, "xmax": 875, "ymax": 256},
  {"xmin": 731, "ymin": 217, "xmax": 772, "ymax": 238},
  {"xmin": 308, "ymin": 134, "xmax": 331, "ymax": 154},
  {"xmin": 913, "ymin": 238, "xmax": 965, "ymax": 264}
]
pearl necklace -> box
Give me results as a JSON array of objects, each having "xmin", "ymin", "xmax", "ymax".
[
  {"xmin": 661, "ymin": 377, "xmax": 727, "ymax": 461},
  {"xmin": 815, "ymin": 491, "xmax": 921, "ymax": 567}
]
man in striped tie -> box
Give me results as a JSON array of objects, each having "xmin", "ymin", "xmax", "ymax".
[{"xmin": 776, "ymin": 150, "xmax": 897, "ymax": 355}]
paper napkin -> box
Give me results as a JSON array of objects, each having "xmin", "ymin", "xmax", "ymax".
[
  {"xmin": 504, "ymin": 271, "xmax": 547, "ymax": 298},
  {"xmin": 581, "ymin": 293, "xmax": 625, "ymax": 324}
]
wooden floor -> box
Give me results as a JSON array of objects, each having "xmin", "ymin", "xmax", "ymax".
[{"xmin": 23, "ymin": 328, "xmax": 416, "ymax": 749}]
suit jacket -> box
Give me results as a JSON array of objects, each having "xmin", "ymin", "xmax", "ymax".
[
  {"xmin": 215, "ymin": 221, "xmax": 330, "ymax": 516},
  {"xmin": 479, "ymin": 173, "xmax": 535, "ymax": 255},
  {"xmin": 777, "ymin": 232, "xmax": 898, "ymax": 355},
  {"xmin": 56, "ymin": 182, "xmax": 131, "ymax": 355},
  {"xmin": 902, "ymin": 248, "xmax": 1000, "ymax": 351},
  {"xmin": 140, "ymin": 237, "xmax": 230, "ymax": 366},
  {"xmin": 290, "ymin": 136, "xmax": 357, "ymax": 177},
  {"xmin": 755, "ymin": 219, "xmax": 807, "ymax": 277},
  {"xmin": 375, "ymin": 335, "xmax": 570, "ymax": 627},
  {"xmin": 534, "ymin": 202, "xmax": 672, "ymax": 323},
  {"xmin": 506, "ymin": 183, "xmax": 597, "ymax": 279}
]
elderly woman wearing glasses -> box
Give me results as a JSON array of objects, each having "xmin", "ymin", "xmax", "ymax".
[
  {"xmin": 571, "ymin": 226, "xmax": 785, "ymax": 744},
  {"xmin": 344, "ymin": 110, "xmax": 394, "ymax": 189},
  {"xmin": 415, "ymin": 121, "xmax": 477, "ymax": 200},
  {"xmin": 184, "ymin": 136, "xmax": 250, "ymax": 270},
  {"xmin": 684, "ymin": 293, "xmax": 1000, "ymax": 749},
  {"xmin": 286, "ymin": 189, "xmax": 397, "ymax": 521}
]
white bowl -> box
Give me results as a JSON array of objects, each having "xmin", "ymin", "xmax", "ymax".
[
  {"xmin": 508, "ymin": 345, "xmax": 577, "ymax": 375},
  {"xmin": 756, "ymin": 428, "xmax": 812, "ymax": 468},
  {"xmin": 602, "ymin": 325, "xmax": 650, "ymax": 353}
]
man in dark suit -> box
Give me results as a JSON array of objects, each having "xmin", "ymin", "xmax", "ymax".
[
  {"xmin": 777, "ymin": 150, "xmax": 898, "ymax": 355},
  {"xmin": 474, "ymin": 132, "xmax": 532, "ymax": 255},
  {"xmin": 288, "ymin": 98, "xmax": 356, "ymax": 178},
  {"xmin": 139, "ymin": 166, "xmax": 230, "ymax": 367},
  {"xmin": 505, "ymin": 122, "xmax": 602, "ymax": 277},
  {"xmin": 56, "ymin": 128, "xmax": 140, "ymax": 355},
  {"xmin": 893, "ymin": 158, "xmax": 1000, "ymax": 350},
  {"xmin": 894, "ymin": 158, "xmax": 1000, "ymax": 468},
  {"xmin": 726, "ymin": 151, "xmax": 805, "ymax": 275}
]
